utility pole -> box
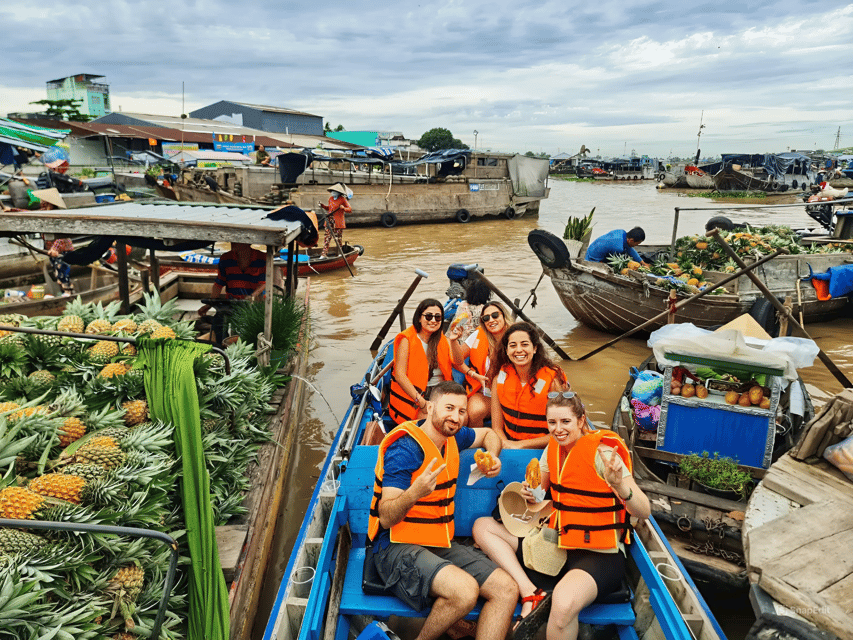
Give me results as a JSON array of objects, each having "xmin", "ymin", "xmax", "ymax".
[{"xmin": 835, "ymin": 127, "xmax": 842, "ymax": 150}]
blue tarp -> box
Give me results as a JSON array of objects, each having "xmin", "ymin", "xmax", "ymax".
[
  {"xmin": 806, "ymin": 263, "xmax": 853, "ymax": 299},
  {"xmin": 720, "ymin": 152, "xmax": 813, "ymax": 179}
]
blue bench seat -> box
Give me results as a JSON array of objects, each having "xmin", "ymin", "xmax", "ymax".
[{"xmin": 338, "ymin": 445, "xmax": 637, "ymax": 630}]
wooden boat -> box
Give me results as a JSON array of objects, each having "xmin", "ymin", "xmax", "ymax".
[
  {"xmin": 528, "ymin": 229, "xmax": 853, "ymax": 335},
  {"xmin": 195, "ymin": 151, "xmax": 551, "ymax": 228},
  {"xmin": 613, "ymin": 353, "xmax": 814, "ymax": 596},
  {"xmin": 155, "ymin": 243, "xmax": 364, "ymax": 278},
  {"xmin": 743, "ymin": 390, "xmax": 853, "ymax": 640},
  {"xmin": 261, "ymin": 341, "xmax": 727, "ymax": 640},
  {"xmin": 685, "ymin": 171, "xmax": 714, "ymax": 190}
]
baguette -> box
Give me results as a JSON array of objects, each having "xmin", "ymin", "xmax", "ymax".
[{"xmin": 526, "ymin": 458, "xmax": 541, "ymax": 489}]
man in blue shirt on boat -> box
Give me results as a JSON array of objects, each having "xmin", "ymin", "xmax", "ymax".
[
  {"xmin": 585, "ymin": 227, "xmax": 648, "ymax": 265},
  {"xmin": 367, "ymin": 381, "xmax": 518, "ymax": 640}
]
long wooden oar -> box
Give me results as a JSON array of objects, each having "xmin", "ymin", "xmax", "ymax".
[
  {"xmin": 370, "ymin": 269, "xmax": 429, "ymax": 351},
  {"xmin": 576, "ymin": 248, "xmax": 788, "ymax": 361},
  {"xmin": 707, "ymin": 228, "xmax": 852, "ymax": 389},
  {"xmin": 329, "ymin": 228, "xmax": 355, "ymax": 277},
  {"xmin": 467, "ymin": 268, "xmax": 572, "ymax": 361}
]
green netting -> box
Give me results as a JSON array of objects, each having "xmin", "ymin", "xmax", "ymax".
[{"xmin": 136, "ymin": 338, "xmax": 229, "ymax": 640}]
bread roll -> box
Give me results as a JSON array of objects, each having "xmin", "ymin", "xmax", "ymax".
[
  {"xmin": 526, "ymin": 458, "xmax": 541, "ymax": 489},
  {"xmin": 474, "ymin": 449, "xmax": 494, "ymax": 473}
]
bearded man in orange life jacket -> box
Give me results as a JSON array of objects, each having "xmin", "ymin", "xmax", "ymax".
[{"xmin": 367, "ymin": 380, "xmax": 519, "ymax": 640}]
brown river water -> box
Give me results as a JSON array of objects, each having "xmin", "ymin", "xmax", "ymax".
[{"xmin": 255, "ymin": 178, "xmax": 853, "ymax": 638}]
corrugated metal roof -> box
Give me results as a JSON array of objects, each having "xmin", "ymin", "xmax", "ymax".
[
  {"xmin": 2, "ymin": 201, "xmax": 302, "ymax": 246},
  {"xmin": 229, "ymin": 101, "xmax": 321, "ymax": 118}
]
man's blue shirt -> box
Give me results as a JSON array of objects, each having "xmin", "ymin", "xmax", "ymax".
[{"xmin": 585, "ymin": 229, "xmax": 643, "ymax": 263}]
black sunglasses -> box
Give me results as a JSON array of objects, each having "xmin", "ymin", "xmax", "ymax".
[
  {"xmin": 421, "ymin": 313, "xmax": 442, "ymax": 322},
  {"xmin": 547, "ymin": 391, "xmax": 577, "ymax": 400},
  {"xmin": 481, "ymin": 311, "xmax": 502, "ymax": 322}
]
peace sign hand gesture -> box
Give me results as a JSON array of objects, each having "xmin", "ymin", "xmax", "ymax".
[
  {"xmin": 603, "ymin": 448, "xmax": 625, "ymax": 491},
  {"xmin": 411, "ymin": 458, "xmax": 447, "ymax": 500}
]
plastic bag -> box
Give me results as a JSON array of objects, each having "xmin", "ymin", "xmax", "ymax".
[
  {"xmin": 630, "ymin": 367, "xmax": 664, "ymax": 406},
  {"xmin": 823, "ymin": 434, "xmax": 853, "ymax": 481},
  {"xmin": 630, "ymin": 398, "xmax": 661, "ymax": 432}
]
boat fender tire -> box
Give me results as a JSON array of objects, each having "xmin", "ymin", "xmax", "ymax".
[
  {"xmin": 503, "ymin": 206, "xmax": 516, "ymax": 220},
  {"xmin": 658, "ymin": 173, "xmax": 667, "ymax": 181},
  {"xmin": 455, "ymin": 208, "xmax": 471, "ymax": 223},
  {"xmin": 528, "ymin": 229, "xmax": 571, "ymax": 269},
  {"xmin": 791, "ymin": 179, "xmax": 798, "ymax": 189},
  {"xmin": 380, "ymin": 212, "xmax": 397, "ymax": 228},
  {"xmin": 749, "ymin": 297, "xmax": 789, "ymax": 337},
  {"xmin": 704, "ymin": 216, "xmax": 736, "ymax": 232}
]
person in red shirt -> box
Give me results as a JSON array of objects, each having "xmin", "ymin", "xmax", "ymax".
[{"xmin": 318, "ymin": 183, "xmax": 352, "ymax": 257}]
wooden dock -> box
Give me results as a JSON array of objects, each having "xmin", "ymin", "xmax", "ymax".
[{"xmin": 744, "ymin": 452, "xmax": 853, "ymax": 639}]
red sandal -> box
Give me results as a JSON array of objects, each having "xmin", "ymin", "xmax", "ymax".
[{"xmin": 513, "ymin": 589, "xmax": 552, "ymax": 640}]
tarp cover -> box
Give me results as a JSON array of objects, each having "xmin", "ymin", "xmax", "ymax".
[
  {"xmin": 507, "ymin": 154, "xmax": 549, "ymax": 197},
  {"xmin": 721, "ymin": 152, "xmax": 814, "ymax": 179},
  {"xmin": 0, "ymin": 118, "xmax": 69, "ymax": 153}
]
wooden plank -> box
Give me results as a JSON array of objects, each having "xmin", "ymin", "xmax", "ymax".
[
  {"xmin": 637, "ymin": 479, "xmax": 745, "ymax": 512},
  {"xmin": 216, "ymin": 525, "xmax": 249, "ymax": 582},
  {"xmin": 821, "ymin": 571, "xmax": 853, "ymax": 613},
  {"xmin": 759, "ymin": 573, "xmax": 853, "ymax": 640},
  {"xmin": 762, "ymin": 528, "xmax": 853, "ymax": 593},
  {"xmin": 747, "ymin": 500, "xmax": 853, "ymax": 573},
  {"xmin": 322, "ymin": 524, "xmax": 352, "ymax": 640},
  {"xmin": 764, "ymin": 454, "xmax": 853, "ymax": 506}
]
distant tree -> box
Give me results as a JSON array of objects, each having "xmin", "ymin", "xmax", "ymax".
[
  {"xmin": 417, "ymin": 128, "xmax": 470, "ymax": 152},
  {"xmin": 30, "ymin": 98, "xmax": 90, "ymax": 122},
  {"xmin": 324, "ymin": 123, "xmax": 346, "ymax": 135},
  {"xmin": 525, "ymin": 151, "xmax": 548, "ymax": 158}
]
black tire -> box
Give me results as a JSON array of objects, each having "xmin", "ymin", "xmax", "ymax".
[
  {"xmin": 658, "ymin": 172, "xmax": 667, "ymax": 181},
  {"xmin": 749, "ymin": 297, "xmax": 791, "ymax": 338},
  {"xmin": 705, "ymin": 216, "xmax": 736, "ymax": 232},
  {"xmin": 503, "ymin": 206, "xmax": 516, "ymax": 220},
  {"xmin": 528, "ymin": 229, "xmax": 571, "ymax": 269},
  {"xmin": 455, "ymin": 208, "xmax": 471, "ymax": 223},
  {"xmin": 791, "ymin": 179, "xmax": 798, "ymax": 189},
  {"xmin": 380, "ymin": 212, "xmax": 397, "ymax": 228}
]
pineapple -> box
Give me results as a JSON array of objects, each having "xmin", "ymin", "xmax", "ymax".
[
  {"xmin": 85, "ymin": 318, "xmax": 113, "ymax": 335},
  {"xmin": 0, "ymin": 486, "xmax": 45, "ymax": 519},
  {"xmin": 10, "ymin": 405, "xmax": 50, "ymax": 421},
  {"xmin": 687, "ymin": 278, "xmax": 700, "ymax": 287},
  {"xmin": 136, "ymin": 319, "xmax": 162, "ymax": 335},
  {"xmin": 57, "ymin": 314, "xmax": 85, "ymax": 333},
  {"xmin": 692, "ymin": 266, "xmax": 703, "ymax": 276},
  {"xmin": 0, "ymin": 332, "xmax": 25, "ymax": 347},
  {"xmin": 112, "ymin": 319, "xmax": 138, "ymax": 333},
  {"xmin": 723, "ymin": 259, "xmax": 738, "ymax": 274},
  {"xmin": 695, "ymin": 241, "xmax": 709, "ymax": 250},
  {"xmin": 62, "ymin": 463, "xmax": 108, "ymax": 482},
  {"xmin": 28, "ymin": 369, "xmax": 56, "ymax": 390},
  {"xmin": 0, "ymin": 401, "xmax": 20, "ymax": 414},
  {"xmin": 0, "ymin": 528, "xmax": 48, "ymax": 554},
  {"xmin": 99, "ymin": 363, "xmax": 128, "ymax": 378},
  {"xmin": 121, "ymin": 344, "xmax": 137, "ymax": 356},
  {"xmin": 150, "ymin": 325, "xmax": 176, "ymax": 340},
  {"xmin": 606, "ymin": 254, "xmax": 630, "ymax": 276},
  {"xmin": 93, "ymin": 426, "xmax": 130, "ymax": 442},
  {"xmin": 88, "ymin": 340, "xmax": 120, "ymax": 364},
  {"xmin": 59, "ymin": 416, "xmax": 87, "ymax": 447},
  {"xmin": 122, "ymin": 400, "xmax": 148, "ymax": 427},
  {"xmin": 76, "ymin": 438, "xmax": 126, "ymax": 469},
  {"xmin": 0, "ymin": 313, "xmax": 25, "ymax": 327},
  {"xmin": 29, "ymin": 473, "xmax": 87, "ymax": 504},
  {"xmin": 108, "ymin": 563, "xmax": 145, "ymax": 628}
]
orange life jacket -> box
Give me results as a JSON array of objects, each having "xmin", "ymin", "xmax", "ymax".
[
  {"xmin": 388, "ymin": 325, "xmax": 455, "ymax": 425},
  {"xmin": 495, "ymin": 365, "xmax": 559, "ymax": 440},
  {"xmin": 367, "ymin": 421, "xmax": 458, "ymax": 547},
  {"xmin": 547, "ymin": 429, "xmax": 633, "ymax": 550},
  {"xmin": 465, "ymin": 326, "xmax": 491, "ymax": 396}
]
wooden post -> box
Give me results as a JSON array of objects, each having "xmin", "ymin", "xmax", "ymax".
[
  {"xmin": 149, "ymin": 249, "xmax": 160, "ymax": 297},
  {"xmin": 285, "ymin": 240, "xmax": 297, "ymax": 297},
  {"xmin": 667, "ymin": 289, "xmax": 677, "ymax": 324},
  {"xmin": 264, "ymin": 245, "xmax": 274, "ymax": 347},
  {"xmin": 670, "ymin": 207, "xmax": 681, "ymax": 259},
  {"xmin": 115, "ymin": 241, "xmax": 130, "ymax": 315},
  {"xmin": 779, "ymin": 295, "xmax": 792, "ymax": 337}
]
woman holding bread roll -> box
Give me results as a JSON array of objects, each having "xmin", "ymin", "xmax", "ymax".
[
  {"xmin": 447, "ymin": 301, "xmax": 510, "ymax": 429},
  {"xmin": 473, "ymin": 392, "xmax": 650, "ymax": 640},
  {"xmin": 489, "ymin": 322, "xmax": 569, "ymax": 449}
]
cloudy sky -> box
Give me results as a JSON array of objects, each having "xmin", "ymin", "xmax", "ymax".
[{"xmin": 2, "ymin": 1, "xmax": 852, "ymax": 158}]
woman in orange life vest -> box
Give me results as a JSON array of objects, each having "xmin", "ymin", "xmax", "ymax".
[
  {"xmin": 447, "ymin": 301, "xmax": 510, "ymax": 429},
  {"xmin": 489, "ymin": 322, "xmax": 569, "ymax": 449},
  {"xmin": 388, "ymin": 299, "xmax": 457, "ymax": 425},
  {"xmin": 473, "ymin": 392, "xmax": 650, "ymax": 640}
]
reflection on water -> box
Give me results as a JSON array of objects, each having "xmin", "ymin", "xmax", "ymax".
[{"xmin": 255, "ymin": 178, "xmax": 853, "ymax": 637}]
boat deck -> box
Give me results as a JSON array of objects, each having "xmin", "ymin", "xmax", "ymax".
[{"xmin": 744, "ymin": 453, "xmax": 853, "ymax": 639}]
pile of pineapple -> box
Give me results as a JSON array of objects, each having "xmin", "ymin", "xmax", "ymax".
[
  {"xmin": 0, "ymin": 293, "xmax": 280, "ymax": 638},
  {"xmin": 607, "ymin": 253, "xmax": 714, "ymax": 295}
]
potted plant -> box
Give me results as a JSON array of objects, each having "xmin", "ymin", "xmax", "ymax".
[
  {"xmin": 678, "ymin": 451, "xmax": 753, "ymax": 500},
  {"xmin": 228, "ymin": 294, "xmax": 307, "ymax": 370},
  {"xmin": 563, "ymin": 207, "xmax": 594, "ymax": 258}
]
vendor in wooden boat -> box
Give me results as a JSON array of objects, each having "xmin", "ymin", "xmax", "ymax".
[
  {"xmin": 389, "ymin": 299, "xmax": 458, "ymax": 425},
  {"xmin": 368, "ymin": 380, "xmax": 519, "ymax": 640},
  {"xmin": 34, "ymin": 188, "xmax": 75, "ymax": 295},
  {"xmin": 473, "ymin": 392, "xmax": 650, "ymax": 640},
  {"xmin": 447, "ymin": 301, "xmax": 509, "ymax": 429},
  {"xmin": 489, "ymin": 322, "xmax": 569, "ymax": 449},
  {"xmin": 318, "ymin": 183, "xmax": 352, "ymax": 257},
  {"xmin": 584, "ymin": 227, "xmax": 648, "ymax": 265}
]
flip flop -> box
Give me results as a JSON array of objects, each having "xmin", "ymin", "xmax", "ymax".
[{"xmin": 513, "ymin": 589, "xmax": 552, "ymax": 640}]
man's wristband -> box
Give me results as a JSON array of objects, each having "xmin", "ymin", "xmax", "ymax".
[{"xmin": 620, "ymin": 487, "xmax": 633, "ymax": 502}]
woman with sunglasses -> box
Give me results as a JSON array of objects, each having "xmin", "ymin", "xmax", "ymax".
[
  {"xmin": 489, "ymin": 322, "xmax": 569, "ymax": 449},
  {"xmin": 388, "ymin": 298, "xmax": 458, "ymax": 425},
  {"xmin": 472, "ymin": 392, "xmax": 650, "ymax": 640},
  {"xmin": 447, "ymin": 301, "xmax": 510, "ymax": 428}
]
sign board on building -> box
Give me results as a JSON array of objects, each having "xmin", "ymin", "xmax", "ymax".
[
  {"xmin": 162, "ymin": 142, "xmax": 199, "ymax": 156},
  {"xmin": 212, "ymin": 133, "xmax": 254, "ymax": 154}
]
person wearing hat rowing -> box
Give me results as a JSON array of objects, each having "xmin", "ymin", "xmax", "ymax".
[
  {"xmin": 472, "ymin": 391, "xmax": 650, "ymax": 640},
  {"xmin": 318, "ymin": 183, "xmax": 352, "ymax": 257},
  {"xmin": 33, "ymin": 188, "xmax": 76, "ymax": 295}
]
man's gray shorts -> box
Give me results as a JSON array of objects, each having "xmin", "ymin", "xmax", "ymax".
[{"xmin": 372, "ymin": 540, "xmax": 498, "ymax": 612}]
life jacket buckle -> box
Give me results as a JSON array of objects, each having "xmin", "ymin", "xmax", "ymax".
[{"xmin": 584, "ymin": 530, "xmax": 590, "ymax": 543}]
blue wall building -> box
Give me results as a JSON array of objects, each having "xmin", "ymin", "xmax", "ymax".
[{"xmin": 188, "ymin": 101, "xmax": 323, "ymax": 136}]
